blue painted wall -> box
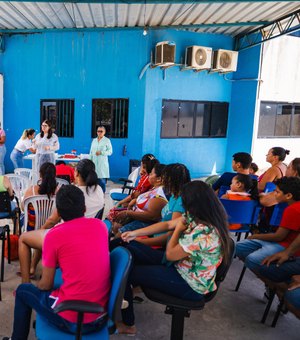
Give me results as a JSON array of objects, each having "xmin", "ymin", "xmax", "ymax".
[
  {"xmin": 0, "ymin": 28, "xmax": 260, "ymax": 179},
  {"xmin": 225, "ymin": 45, "xmax": 261, "ymax": 171}
]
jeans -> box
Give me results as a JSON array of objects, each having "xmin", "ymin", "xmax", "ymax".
[
  {"xmin": 121, "ymin": 241, "xmax": 204, "ymax": 326},
  {"xmin": 256, "ymin": 257, "xmax": 300, "ymax": 282},
  {"xmin": 119, "ymin": 220, "xmax": 151, "ymax": 234},
  {"xmin": 98, "ymin": 178, "xmax": 106, "ymax": 193},
  {"xmin": 236, "ymin": 239, "xmax": 285, "ymax": 271},
  {"xmin": 10, "ymin": 149, "xmax": 24, "ymax": 169},
  {"xmin": 0, "ymin": 145, "xmax": 6, "ymax": 175},
  {"xmin": 11, "ymin": 283, "xmax": 106, "ymax": 340},
  {"xmin": 285, "ymin": 288, "xmax": 300, "ymax": 310}
]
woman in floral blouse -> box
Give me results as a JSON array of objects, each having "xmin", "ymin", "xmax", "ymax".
[{"xmin": 117, "ymin": 180, "xmax": 231, "ymax": 335}]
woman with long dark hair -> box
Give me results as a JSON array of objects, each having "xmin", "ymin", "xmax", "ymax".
[
  {"xmin": 10, "ymin": 128, "xmax": 36, "ymax": 169},
  {"xmin": 117, "ymin": 180, "xmax": 231, "ymax": 335},
  {"xmin": 33, "ymin": 120, "xmax": 59, "ymax": 171}
]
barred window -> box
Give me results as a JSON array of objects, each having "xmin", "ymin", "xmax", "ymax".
[
  {"xmin": 92, "ymin": 99, "xmax": 129, "ymax": 138},
  {"xmin": 41, "ymin": 99, "xmax": 74, "ymax": 137}
]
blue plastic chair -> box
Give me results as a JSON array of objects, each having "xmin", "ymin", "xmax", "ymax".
[
  {"xmin": 220, "ymin": 199, "xmax": 261, "ymax": 241},
  {"xmin": 264, "ymin": 182, "xmax": 276, "ymax": 193},
  {"xmin": 35, "ymin": 247, "xmax": 132, "ymax": 340},
  {"xmin": 234, "ymin": 202, "xmax": 287, "ymax": 292}
]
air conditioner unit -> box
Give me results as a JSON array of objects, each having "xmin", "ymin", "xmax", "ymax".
[
  {"xmin": 155, "ymin": 41, "xmax": 176, "ymax": 66},
  {"xmin": 212, "ymin": 49, "xmax": 239, "ymax": 73},
  {"xmin": 184, "ymin": 46, "xmax": 212, "ymax": 70}
]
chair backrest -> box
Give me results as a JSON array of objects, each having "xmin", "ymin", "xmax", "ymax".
[
  {"xmin": 127, "ymin": 166, "xmax": 140, "ymax": 188},
  {"xmin": 109, "ymin": 247, "xmax": 132, "ymax": 321},
  {"xmin": 5, "ymin": 174, "xmax": 30, "ymax": 202},
  {"xmin": 0, "ymin": 191, "xmax": 12, "ymax": 213},
  {"xmin": 215, "ymin": 238, "xmax": 235, "ymax": 282},
  {"xmin": 14, "ymin": 168, "xmax": 32, "ymax": 182},
  {"xmin": 95, "ymin": 207, "xmax": 105, "ymax": 220},
  {"xmin": 56, "ymin": 177, "xmax": 69, "ymax": 187},
  {"xmin": 204, "ymin": 175, "xmax": 220, "ymax": 187},
  {"xmin": 23, "ymin": 195, "xmax": 56, "ymax": 230},
  {"xmin": 56, "ymin": 174, "xmax": 71, "ymax": 184},
  {"xmin": 218, "ymin": 185, "xmax": 230, "ymax": 198},
  {"xmin": 269, "ymin": 202, "xmax": 288, "ymax": 227},
  {"xmin": 220, "ymin": 199, "xmax": 261, "ymax": 225},
  {"xmin": 264, "ymin": 182, "xmax": 277, "ymax": 193}
]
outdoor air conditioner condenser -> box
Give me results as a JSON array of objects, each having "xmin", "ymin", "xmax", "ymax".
[
  {"xmin": 155, "ymin": 41, "xmax": 176, "ymax": 66},
  {"xmin": 185, "ymin": 46, "xmax": 212, "ymax": 70},
  {"xmin": 212, "ymin": 49, "xmax": 239, "ymax": 73}
]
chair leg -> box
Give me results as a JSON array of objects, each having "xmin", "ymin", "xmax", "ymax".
[
  {"xmin": 271, "ymin": 299, "xmax": 284, "ymax": 327},
  {"xmin": 237, "ymin": 233, "xmax": 242, "ymax": 242},
  {"xmin": 235, "ymin": 265, "xmax": 247, "ymax": 292},
  {"xmin": 261, "ymin": 289, "xmax": 276, "ymax": 324},
  {"xmin": 165, "ymin": 306, "xmax": 189, "ymax": 340},
  {"xmin": 1, "ymin": 231, "xmax": 5, "ymax": 282},
  {"xmin": 7, "ymin": 226, "xmax": 11, "ymax": 265}
]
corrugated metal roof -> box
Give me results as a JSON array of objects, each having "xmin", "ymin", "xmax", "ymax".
[{"xmin": 0, "ymin": 1, "xmax": 299, "ymax": 38}]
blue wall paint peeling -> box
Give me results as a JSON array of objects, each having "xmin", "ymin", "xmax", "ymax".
[{"xmin": 0, "ymin": 28, "xmax": 260, "ymax": 179}]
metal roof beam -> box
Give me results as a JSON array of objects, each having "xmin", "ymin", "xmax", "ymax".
[
  {"xmin": 235, "ymin": 8, "xmax": 300, "ymax": 50},
  {"xmin": 0, "ymin": 1, "xmax": 299, "ymax": 4},
  {"xmin": 0, "ymin": 20, "xmax": 270, "ymax": 33}
]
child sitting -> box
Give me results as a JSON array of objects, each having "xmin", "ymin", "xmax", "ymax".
[
  {"xmin": 236, "ymin": 176, "xmax": 300, "ymax": 272},
  {"xmin": 222, "ymin": 173, "xmax": 258, "ymax": 230}
]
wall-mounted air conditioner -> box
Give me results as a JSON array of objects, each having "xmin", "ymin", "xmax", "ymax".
[
  {"xmin": 184, "ymin": 46, "xmax": 212, "ymax": 70},
  {"xmin": 212, "ymin": 49, "xmax": 239, "ymax": 73},
  {"xmin": 155, "ymin": 41, "xmax": 176, "ymax": 67}
]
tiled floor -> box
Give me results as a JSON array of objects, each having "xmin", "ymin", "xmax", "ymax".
[{"xmin": 1, "ymin": 182, "xmax": 300, "ymax": 339}]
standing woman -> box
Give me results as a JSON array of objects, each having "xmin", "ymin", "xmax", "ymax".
[
  {"xmin": 89, "ymin": 126, "xmax": 113, "ymax": 193},
  {"xmin": 33, "ymin": 120, "xmax": 59, "ymax": 171},
  {"xmin": 10, "ymin": 129, "xmax": 36, "ymax": 169},
  {"xmin": 0, "ymin": 122, "xmax": 6, "ymax": 175}
]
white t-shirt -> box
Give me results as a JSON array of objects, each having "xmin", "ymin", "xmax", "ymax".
[
  {"xmin": 14, "ymin": 138, "xmax": 32, "ymax": 153},
  {"xmin": 77, "ymin": 185, "xmax": 104, "ymax": 218}
]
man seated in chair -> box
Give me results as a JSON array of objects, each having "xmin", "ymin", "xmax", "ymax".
[
  {"xmin": 236, "ymin": 177, "xmax": 300, "ymax": 272},
  {"xmin": 3, "ymin": 185, "xmax": 110, "ymax": 340},
  {"xmin": 254, "ymin": 234, "xmax": 300, "ymax": 319},
  {"xmin": 212, "ymin": 152, "xmax": 255, "ymax": 196}
]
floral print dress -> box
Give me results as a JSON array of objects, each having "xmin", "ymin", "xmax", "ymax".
[{"xmin": 175, "ymin": 215, "xmax": 223, "ymax": 295}]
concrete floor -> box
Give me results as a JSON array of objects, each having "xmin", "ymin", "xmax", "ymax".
[{"xmin": 1, "ymin": 182, "xmax": 300, "ymax": 339}]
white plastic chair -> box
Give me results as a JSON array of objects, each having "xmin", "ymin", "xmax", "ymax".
[
  {"xmin": 23, "ymin": 195, "xmax": 56, "ymax": 232},
  {"xmin": 5, "ymin": 174, "xmax": 30, "ymax": 203},
  {"xmin": 14, "ymin": 168, "xmax": 33, "ymax": 184},
  {"xmin": 56, "ymin": 177, "xmax": 69, "ymax": 187},
  {"xmin": 109, "ymin": 166, "xmax": 140, "ymax": 209}
]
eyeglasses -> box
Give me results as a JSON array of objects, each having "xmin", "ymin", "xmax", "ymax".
[
  {"xmin": 97, "ymin": 130, "xmax": 104, "ymax": 133},
  {"xmin": 41, "ymin": 124, "xmax": 48, "ymax": 127}
]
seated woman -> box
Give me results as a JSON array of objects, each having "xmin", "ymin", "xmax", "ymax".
[
  {"xmin": 258, "ymin": 147, "xmax": 289, "ymax": 192},
  {"xmin": 116, "ymin": 154, "xmax": 159, "ymax": 208},
  {"xmin": 18, "ymin": 159, "xmax": 104, "ymax": 283},
  {"xmin": 111, "ymin": 163, "xmax": 191, "ymax": 249},
  {"xmin": 221, "ymin": 173, "xmax": 258, "ymax": 230},
  {"xmin": 112, "ymin": 163, "xmax": 168, "ymax": 235},
  {"xmin": 116, "ymin": 180, "xmax": 231, "ymax": 335},
  {"xmin": 260, "ymin": 158, "xmax": 300, "ymax": 207}
]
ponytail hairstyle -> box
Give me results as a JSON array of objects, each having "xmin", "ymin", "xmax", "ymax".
[
  {"xmin": 162, "ymin": 163, "xmax": 191, "ymax": 198},
  {"xmin": 76, "ymin": 159, "xmax": 98, "ymax": 194},
  {"xmin": 38, "ymin": 162, "xmax": 57, "ymax": 198},
  {"xmin": 181, "ymin": 181, "xmax": 231, "ymax": 265},
  {"xmin": 234, "ymin": 174, "xmax": 259, "ymax": 200},
  {"xmin": 40, "ymin": 120, "xmax": 53, "ymax": 139},
  {"xmin": 21, "ymin": 128, "xmax": 35, "ymax": 140},
  {"xmin": 141, "ymin": 153, "xmax": 159, "ymax": 174},
  {"xmin": 271, "ymin": 147, "xmax": 290, "ymax": 161}
]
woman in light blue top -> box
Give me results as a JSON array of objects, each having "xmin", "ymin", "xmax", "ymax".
[{"xmin": 89, "ymin": 126, "xmax": 113, "ymax": 193}]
